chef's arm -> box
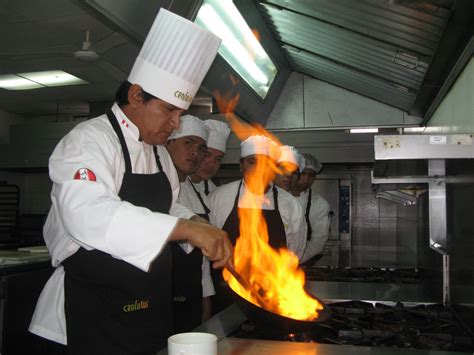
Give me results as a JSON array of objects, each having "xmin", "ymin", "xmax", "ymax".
[{"xmin": 168, "ymin": 219, "xmax": 233, "ymax": 269}]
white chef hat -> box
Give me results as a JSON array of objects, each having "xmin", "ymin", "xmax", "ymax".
[
  {"xmin": 204, "ymin": 119, "xmax": 231, "ymax": 153},
  {"xmin": 302, "ymin": 153, "xmax": 323, "ymax": 173},
  {"xmin": 278, "ymin": 145, "xmax": 305, "ymax": 173},
  {"xmin": 128, "ymin": 9, "xmax": 221, "ymax": 110},
  {"xmin": 241, "ymin": 135, "xmax": 280, "ymax": 161},
  {"xmin": 167, "ymin": 114, "xmax": 209, "ymax": 142}
]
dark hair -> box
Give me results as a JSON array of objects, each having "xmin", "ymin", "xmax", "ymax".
[{"xmin": 115, "ymin": 81, "xmax": 157, "ymax": 107}]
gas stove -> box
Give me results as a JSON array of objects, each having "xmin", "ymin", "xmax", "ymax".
[
  {"xmin": 303, "ymin": 266, "xmax": 438, "ymax": 284},
  {"xmin": 229, "ymin": 300, "xmax": 474, "ymax": 353}
]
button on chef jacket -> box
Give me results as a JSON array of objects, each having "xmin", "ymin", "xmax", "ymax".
[
  {"xmin": 297, "ymin": 189, "xmax": 330, "ymax": 263},
  {"xmin": 209, "ymin": 180, "xmax": 307, "ymax": 260},
  {"xmin": 176, "ymin": 179, "xmax": 215, "ymax": 298},
  {"xmin": 29, "ymin": 103, "xmax": 195, "ymax": 345}
]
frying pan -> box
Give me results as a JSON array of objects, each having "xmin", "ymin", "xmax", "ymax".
[{"xmin": 225, "ymin": 269, "xmax": 331, "ymax": 334}]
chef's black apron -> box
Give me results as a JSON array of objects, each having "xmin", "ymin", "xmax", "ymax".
[
  {"xmin": 211, "ymin": 181, "xmax": 287, "ymax": 314},
  {"xmin": 63, "ymin": 110, "xmax": 173, "ymax": 355},
  {"xmin": 171, "ymin": 179, "xmax": 210, "ymax": 333}
]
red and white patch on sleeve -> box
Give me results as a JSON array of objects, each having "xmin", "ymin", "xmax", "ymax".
[{"xmin": 74, "ymin": 168, "xmax": 97, "ymax": 181}]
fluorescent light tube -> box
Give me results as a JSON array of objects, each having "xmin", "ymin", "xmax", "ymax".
[{"xmin": 350, "ymin": 128, "xmax": 379, "ymax": 133}]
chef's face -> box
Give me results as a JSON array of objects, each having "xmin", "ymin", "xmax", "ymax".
[
  {"xmin": 166, "ymin": 135, "xmax": 207, "ymax": 179},
  {"xmin": 274, "ymin": 162, "xmax": 299, "ymax": 192},
  {"xmin": 194, "ymin": 147, "xmax": 225, "ymax": 181},
  {"xmin": 296, "ymin": 168, "xmax": 317, "ymax": 191},
  {"xmin": 126, "ymin": 84, "xmax": 184, "ymax": 145},
  {"xmin": 137, "ymin": 99, "xmax": 183, "ymax": 145},
  {"xmin": 240, "ymin": 154, "xmax": 277, "ymax": 188}
]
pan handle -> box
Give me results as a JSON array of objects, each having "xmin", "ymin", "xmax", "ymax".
[{"xmin": 224, "ymin": 264, "xmax": 267, "ymax": 308}]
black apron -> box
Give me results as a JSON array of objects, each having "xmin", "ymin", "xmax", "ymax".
[
  {"xmin": 211, "ymin": 181, "xmax": 287, "ymax": 314},
  {"xmin": 171, "ymin": 179, "xmax": 209, "ymax": 333},
  {"xmin": 63, "ymin": 110, "xmax": 173, "ymax": 355}
]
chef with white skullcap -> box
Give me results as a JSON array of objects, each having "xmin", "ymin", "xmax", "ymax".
[
  {"xmin": 29, "ymin": 9, "xmax": 232, "ymax": 353},
  {"xmin": 290, "ymin": 153, "xmax": 330, "ymax": 264},
  {"xmin": 208, "ymin": 135, "xmax": 306, "ymax": 314},
  {"xmin": 274, "ymin": 145, "xmax": 305, "ymax": 192},
  {"xmin": 163, "ymin": 114, "xmax": 212, "ymax": 333},
  {"xmin": 174, "ymin": 119, "xmax": 231, "ymax": 324}
]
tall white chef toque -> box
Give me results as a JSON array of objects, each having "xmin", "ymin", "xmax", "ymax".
[
  {"xmin": 241, "ymin": 135, "xmax": 280, "ymax": 161},
  {"xmin": 278, "ymin": 145, "xmax": 305, "ymax": 173},
  {"xmin": 128, "ymin": 9, "xmax": 222, "ymax": 110},
  {"xmin": 204, "ymin": 120, "xmax": 231, "ymax": 153},
  {"xmin": 303, "ymin": 153, "xmax": 323, "ymax": 173},
  {"xmin": 167, "ymin": 114, "xmax": 209, "ymax": 142}
]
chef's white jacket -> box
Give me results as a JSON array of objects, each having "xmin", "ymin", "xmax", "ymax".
[
  {"xmin": 177, "ymin": 179, "xmax": 215, "ymax": 298},
  {"xmin": 190, "ymin": 179, "xmax": 216, "ymax": 196},
  {"xmin": 297, "ymin": 189, "xmax": 330, "ymax": 263},
  {"xmin": 29, "ymin": 104, "xmax": 195, "ymax": 345},
  {"xmin": 209, "ymin": 180, "xmax": 306, "ymax": 260}
]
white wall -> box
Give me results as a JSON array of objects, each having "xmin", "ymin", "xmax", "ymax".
[{"xmin": 425, "ymin": 58, "xmax": 474, "ymax": 133}]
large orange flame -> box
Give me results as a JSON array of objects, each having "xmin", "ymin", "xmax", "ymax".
[{"xmin": 216, "ymin": 87, "xmax": 323, "ymax": 321}]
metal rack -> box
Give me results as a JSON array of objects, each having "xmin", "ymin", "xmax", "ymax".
[{"xmin": 372, "ymin": 134, "xmax": 474, "ymax": 305}]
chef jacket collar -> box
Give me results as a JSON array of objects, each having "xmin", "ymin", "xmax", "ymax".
[
  {"xmin": 111, "ymin": 103, "xmax": 140, "ymax": 141},
  {"xmin": 241, "ymin": 179, "xmax": 274, "ymax": 196}
]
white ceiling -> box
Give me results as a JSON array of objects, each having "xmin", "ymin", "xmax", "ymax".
[{"xmin": 0, "ymin": 0, "xmax": 139, "ymax": 117}]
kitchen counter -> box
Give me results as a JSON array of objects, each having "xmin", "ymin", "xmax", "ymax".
[
  {"xmin": 158, "ymin": 304, "xmax": 469, "ymax": 355},
  {"xmin": 0, "ymin": 249, "xmax": 50, "ymax": 276},
  {"xmin": 158, "ymin": 281, "xmax": 470, "ymax": 355}
]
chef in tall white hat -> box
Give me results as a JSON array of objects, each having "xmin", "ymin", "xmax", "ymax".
[
  {"xmin": 274, "ymin": 145, "xmax": 305, "ymax": 192},
  {"xmin": 208, "ymin": 135, "xmax": 306, "ymax": 314},
  {"xmin": 29, "ymin": 9, "xmax": 232, "ymax": 353},
  {"xmin": 290, "ymin": 153, "xmax": 330, "ymax": 264},
  {"xmin": 175, "ymin": 119, "xmax": 231, "ymax": 324}
]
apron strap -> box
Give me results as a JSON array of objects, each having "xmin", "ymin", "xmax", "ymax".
[
  {"xmin": 188, "ymin": 178, "xmax": 211, "ymax": 216},
  {"xmin": 153, "ymin": 145, "xmax": 164, "ymax": 172},
  {"xmin": 272, "ymin": 185, "xmax": 279, "ymax": 211},
  {"xmin": 106, "ymin": 110, "xmax": 132, "ymax": 173},
  {"xmin": 305, "ymin": 188, "xmax": 313, "ymax": 240}
]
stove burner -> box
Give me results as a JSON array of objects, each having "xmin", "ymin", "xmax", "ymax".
[
  {"xmin": 230, "ymin": 301, "xmax": 474, "ymax": 352},
  {"xmin": 303, "ymin": 267, "xmax": 438, "ymax": 284}
]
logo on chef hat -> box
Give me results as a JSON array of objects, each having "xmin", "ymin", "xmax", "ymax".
[{"xmin": 74, "ymin": 168, "xmax": 97, "ymax": 182}]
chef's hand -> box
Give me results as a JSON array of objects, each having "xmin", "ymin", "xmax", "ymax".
[
  {"xmin": 169, "ymin": 219, "xmax": 233, "ymax": 269},
  {"xmin": 189, "ymin": 215, "xmax": 210, "ymax": 225}
]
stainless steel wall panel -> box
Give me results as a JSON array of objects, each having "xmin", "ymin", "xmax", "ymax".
[
  {"xmin": 355, "ymin": 193, "xmax": 379, "ymax": 219},
  {"xmin": 261, "ymin": 4, "xmax": 429, "ymax": 89},
  {"xmin": 261, "ymin": 0, "xmax": 449, "ymax": 55},
  {"xmin": 258, "ymin": 0, "xmax": 451, "ymax": 113},
  {"xmin": 286, "ymin": 48, "xmax": 416, "ymax": 111}
]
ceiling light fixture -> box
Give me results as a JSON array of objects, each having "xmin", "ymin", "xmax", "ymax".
[
  {"xmin": 350, "ymin": 128, "xmax": 379, "ymax": 133},
  {"xmin": 195, "ymin": 0, "xmax": 277, "ymax": 99},
  {"xmin": 0, "ymin": 70, "xmax": 87, "ymax": 90}
]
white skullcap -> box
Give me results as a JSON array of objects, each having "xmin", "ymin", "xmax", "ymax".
[
  {"xmin": 241, "ymin": 135, "xmax": 280, "ymax": 161},
  {"xmin": 303, "ymin": 153, "xmax": 323, "ymax": 173},
  {"xmin": 128, "ymin": 9, "xmax": 221, "ymax": 110},
  {"xmin": 278, "ymin": 146, "xmax": 305, "ymax": 173},
  {"xmin": 204, "ymin": 120, "xmax": 231, "ymax": 153},
  {"xmin": 167, "ymin": 115, "xmax": 209, "ymax": 142}
]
